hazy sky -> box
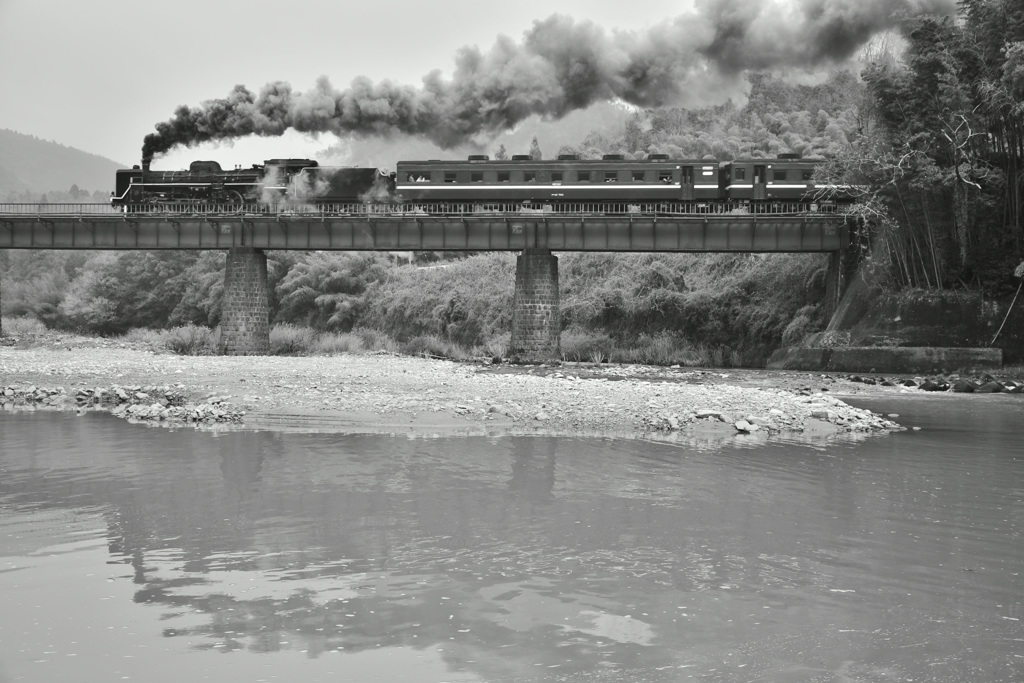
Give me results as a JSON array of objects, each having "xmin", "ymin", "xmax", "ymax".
[{"xmin": 0, "ymin": 0, "xmax": 690, "ymax": 167}]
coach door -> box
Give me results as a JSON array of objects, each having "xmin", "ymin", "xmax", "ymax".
[
  {"xmin": 753, "ymin": 165, "xmax": 767, "ymax": 200},
  {"xmin": 680, "ymin": 166, "xmax": 694, "ymax": 200}
]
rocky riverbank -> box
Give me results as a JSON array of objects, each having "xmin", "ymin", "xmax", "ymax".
[{"xmin": 0, "ymin": 337, "xmax": 916, "ymax": 439}]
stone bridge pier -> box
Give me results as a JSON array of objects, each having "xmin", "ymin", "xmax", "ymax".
[
  {"xmin": 509, "ymin": 248, "xmax": 560, "ymax": 363},
  {"xmin": 219, "ymin": 247, "xmax": 270, "ymax": 355}
]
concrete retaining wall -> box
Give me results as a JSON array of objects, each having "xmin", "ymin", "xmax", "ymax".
[{"xmin": 767, "ymin": 346, "xmax": 1003, "ymax": 374}]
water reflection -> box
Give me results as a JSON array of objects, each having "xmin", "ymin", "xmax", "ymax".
[{"xmin": 1, "ymin": 403, "xmax": 1022, "ymax": 682}]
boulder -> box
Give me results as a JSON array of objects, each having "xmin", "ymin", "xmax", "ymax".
[{"xmin": 974, "ymin": 381, "xmax": 1005, "ymax": 394}]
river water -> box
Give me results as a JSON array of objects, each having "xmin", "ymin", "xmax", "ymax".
[{"xmin": 0, "ymin": 396, "xmax": 1021, "ymax": 682}]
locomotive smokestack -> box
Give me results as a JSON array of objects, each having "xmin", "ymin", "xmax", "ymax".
[
  {"xmin": 142, "ymin": 159, "xmax": 150, "ymax": 172},
  {"xmin": 142, "ymin": 0, "xmax": 956, "ymax": 159}
]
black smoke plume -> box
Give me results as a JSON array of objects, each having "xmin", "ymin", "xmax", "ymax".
[{"xmin": 141, "ymin": 0, "xmax": 955, "ymax": 163}]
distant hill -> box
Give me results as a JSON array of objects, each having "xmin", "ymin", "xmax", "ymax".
[{"xmin": 0, "ymin": 129, "xmax": 126, "ymax": 200}]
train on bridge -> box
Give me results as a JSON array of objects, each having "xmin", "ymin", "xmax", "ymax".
[{"xmin": 111, "ymin": 154, "xmax": 853, "ymax": 214}]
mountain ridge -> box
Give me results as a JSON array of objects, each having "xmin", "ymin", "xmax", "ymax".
[{"xmin": 0, "ymin": 129, "xmax": 126, "ymax": 199}]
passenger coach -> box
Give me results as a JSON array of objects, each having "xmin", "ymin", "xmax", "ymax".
[
  {"xmin": 395, "ymin": 154, "xmax": 722, "ymax": 206},
  {"xmin": 721, "ymin": 155, "xmax": 823, "ymax": 202}
]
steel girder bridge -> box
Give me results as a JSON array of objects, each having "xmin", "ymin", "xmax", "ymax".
[{"xmin": 0, "ymin": 202, "xmax": 851, "ymax": 252}]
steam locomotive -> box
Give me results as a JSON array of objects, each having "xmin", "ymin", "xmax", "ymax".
[
  {"xmin": 111, "ymin": 153, "xmax": 848, "ymax": 213},
  {"xmin": 111, "ymin": 159, "xmax": 391, "ymax": 208}
]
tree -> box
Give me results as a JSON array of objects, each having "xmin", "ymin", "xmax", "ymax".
[
  {"xmin": 58, "ymin": 252, "xmax": 207, "ymax": 334},
  {"xmin": 529, "ymin": 137, "xmax": 543, "ymax": 160},
  {"xmin": 274, "ymin": 252, "xmax": 392, "ymax": 330},
  {"xmin": 624, "ymin": 113, "xmax": 652, "ymax": 155},
  {"xmin": 493, "ymin": 144, "xmax": 508, "ymax": 160}
]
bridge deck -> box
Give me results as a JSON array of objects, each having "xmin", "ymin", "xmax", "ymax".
[{"xmin": 0, "ymin": 204, "xmax": 850, "ymax": 252}]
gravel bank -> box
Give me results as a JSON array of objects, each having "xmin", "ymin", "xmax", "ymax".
[{"xmin": 1, "ymin": 339, "xmax": 904, "ymax": 440}]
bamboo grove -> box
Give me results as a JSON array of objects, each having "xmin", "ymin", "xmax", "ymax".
[{"xmin": 839, "ymin": 0, "xmax": 1024, "ymax": 293}]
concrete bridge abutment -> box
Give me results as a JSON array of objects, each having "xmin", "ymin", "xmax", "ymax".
[
  {"xmin": 219, "ymin": 247, "xmax": 270, "ymax": 355},
  {"xmin": 509, "ymin": 248, "xmax": 560, "ymax": 363}
]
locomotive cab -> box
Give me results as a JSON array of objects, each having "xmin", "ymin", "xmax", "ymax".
[{"xmin": 111, "ymin": 167, "xmax": 143, "ymax": 206}]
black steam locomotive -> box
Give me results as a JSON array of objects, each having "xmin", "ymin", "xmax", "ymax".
[
  {"xmin": 111, "ymin": 153, "xmax": 849, "ymax": 213},
  {"xmin": 111, "ymin": 159, "xmax": 390, "ymax": 208}
]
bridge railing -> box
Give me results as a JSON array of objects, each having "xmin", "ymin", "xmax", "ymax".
[
  {"xmin": 0, "ymin": 201, "xmax": 853, "ymax": 218},
  {"xmin": 0, "ymin": 203, "xmax": 122, "ymax": 215}
]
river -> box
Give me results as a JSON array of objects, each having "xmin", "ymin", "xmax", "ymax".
[{"xmin": 0, "ymin": 396, "xmax": 1021, "ymax": 682}]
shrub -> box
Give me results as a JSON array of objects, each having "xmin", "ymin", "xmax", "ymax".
[
  {"xmin": 618, "ymin": 332, "xmax": 681, "ymax": 366},
  {"xmin": 685, "ymin": 343, "xmax": 713, "ymax": 367},
  {"xmin": 353, "ymin": 327, "xmax": 400, "ymax": 353},
  {"xmin": 164, "ymin": 325, "xmax": 216, "ymax": 355},
  {"xmin": 780, "ymin": 304, "xmax": 821, "ymax": 346},
  {"xmin": 401, "ymin": 334, "xmax": 469, "ymax": 360},
  {"xmin": 270, "ymin": 323, "xmax": 315, "ymax": 355},
  {"xmin": 122, "ymin": 328, "xmax": 166, "ymax": 345},
  {"xmin": 560, "ymin": 328, "xmax": 614, "ymax": 362},
  {"xmin": 1, "ymin": 316, "xmax": 47, "ymax": 336},
  {"xmin": 313, "ymin": 332, "xmax": 363, "ymax": 355},
  {"xmin": 484, "ymin": 332, "xmax": 511, "ymax": 360}
]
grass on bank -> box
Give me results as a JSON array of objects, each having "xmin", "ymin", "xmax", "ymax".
[
  {"xmin": 3, "ymin": 315, "xmax": 751, "ymax": 368},
  {"xmin": 559, "ymin": 328, "xmax": 741, "ymax": 366}
]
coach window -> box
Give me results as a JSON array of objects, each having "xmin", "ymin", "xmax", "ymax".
[
  {"xmin": 632, "ymin": 170, "xmax": 645, "ymax": 182},
  {"xmin": 605, "ymin": 171, "xmax": 618, "ymax": 183},
  {"xmin": 802, "ymin": 170, "xmax": 813, "ymax": 181},
  {"xmin": 734, "ymin": 167, "xmax": 746, "ymax": 181},
  {"xmin": 444, "ymin": 172, "xmax": 457, "ymax": 184},
  {"xmin": 471, "ymin": 172, "xmax": 483, "ymax": 183},
  {"xmin": 524, "ymin": 171, "xmax": 536, "ymax": 183},
  {"xmin": 658, "ymin": 170, "xmax": 673, "ymax": 184},
  {"xmin": 497, "ymin": 171, "xmax": 510, "ymax": 183},
  {"xmin": 551, "ymin": 171, "xmax": 563, "ymax": 183},
  {"xmin": 773, "ymin": 170, "xmax": 788, "ymax": 181},
  {"xmin": 578, "ymin": 170, "xmax": 591, "ymax": 182}
]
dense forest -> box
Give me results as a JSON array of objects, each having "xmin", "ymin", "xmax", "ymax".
[{"xmin": 3, "ymin": 1, "xmax": 1023, "ymax": 364}]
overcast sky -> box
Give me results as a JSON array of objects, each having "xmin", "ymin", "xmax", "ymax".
[{"xmin": 0, "ymin": 0, "xmax": 691, "ymax": 168}]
